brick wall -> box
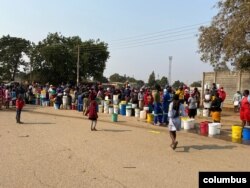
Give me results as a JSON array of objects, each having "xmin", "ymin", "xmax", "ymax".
[{"xmin": 203, "ymin": 71, "xmax": 250, "ymax": 104}]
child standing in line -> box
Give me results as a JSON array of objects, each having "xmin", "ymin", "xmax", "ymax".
[
  {"xmin": 85, "ymin": 98, "xmax": 98, "ymax": 131},
  {"xmin": 16, "ymin": 94, "xmax": 25, "ymax": 124}
]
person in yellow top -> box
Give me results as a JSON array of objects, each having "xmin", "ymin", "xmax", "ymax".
[{"xmin": 175, "ymin": 85, "xmax": 185, "ymax": 104}]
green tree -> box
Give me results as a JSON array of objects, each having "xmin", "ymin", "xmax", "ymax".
[
  {"xmin": 30, "ymin": 33, "xmax": 109, "ymax": 84},
  {"xmin": 198, "ymin": 0, "xmax": 250, "ymax": 70},
  {"xmin": 109, "ymin": 73, "xmax": 126, "ymax": 82},
  {"xmin": 158, "ymin": 76, "xmax": 169, "ymax": 88},
  {"xmin": 0, "ymin": 35, "xmax": 31, "ymax": 81},
  {"xmin": 148, "ymin": 71, "xmax": 156, "ymax": 88},
  {"xmin": 190, "ymin": 81, "xmax": 202, "ymax": 87},
  {"xmin": 172, "ymin": 80, "xmax": 185, "ymax": 90}
]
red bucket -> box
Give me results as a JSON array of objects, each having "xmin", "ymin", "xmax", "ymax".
[
  {"xmin": 71, "ymin": 103, "xmax": 76, "ymax": 110},
  {"xmin": 200, "ymin": 121, "xmax": 209, "ymax": 135}
]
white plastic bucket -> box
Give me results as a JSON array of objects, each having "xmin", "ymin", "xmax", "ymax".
[
  {"xmin": 203, "ymin": 109, "xmax": 209, "ymax": 117},
  {"xmin": 140, "ymin": 110, "xmax": 146, "ymax": 119},
  {"xmin": 183, "ymin": 119, "xmax": 193, "ymax": 130},
  {"xmin": 203, "ymin": 102, "xmax": 211, "ymax": 108},
  {"xmin": 135, "ymin": 108, "xmax": 140, "ymax": 117},
  {"xmin": 132, "ymin": 103, "xmax": 137, "ymax": 109},
  {"xmin": 109, "ymin": 107, "xmax": 114, "ymax": 114},
  {"xmin": 113, "ymin": 105, "xmax": 119, "ymax": 114},
  {"xmin": 208, "ymin": 123, "xmax": 217, "ymax": 136},
  {"xmin": 104, "ymin": 106, "xmax": 109, "ymax": 114},
  {"xmin": 143, "ymin": 106, "xmax": 149, "ymax": 111},
  {"xmin": 98, "ymin": 105, "xmax": 103, "ymax": 113},
  {"xmin": 62, "ymin": 96, "xmax": 67, "ymax": 105},
  {"xmin": 126, "ymin": 108, "xmax": 132, "ymax": 117},
  {"xmin": 213, "ymin": 123, "xmax": 221, "ymax": 134}
]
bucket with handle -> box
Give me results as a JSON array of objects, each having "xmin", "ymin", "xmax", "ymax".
[
  {"xmin": 208, "ymin": 123, "xmax": 217, "ymax": 136},
  {"xmin": 140, "ymin": 110, "xmax": 146, "ymax": 119},
  {"xmin": 243, "ymin": 127, "xmax": 250, "ymax": 140},
  {"xmin": 112, "ymin": 113, "xmax": 118, "ymax": 122},
  {"xmin": 135, "ymin": 108, "xmax": 140, "ymax": 117},
  {"xmin": 200, "ymin": 121, "xmax": 209, "ymax": 135},
  {"xmin": 147, "ymin": 113, "xmax": 154, "ymax": 123},
  {"xmin": 232, "ymin": 125, "xmax": 242, "ymax": 139}
]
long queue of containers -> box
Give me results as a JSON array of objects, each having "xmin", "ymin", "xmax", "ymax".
[{"xmin": 31, "ymin": 92, "xmax": 250, "ymax": 142}]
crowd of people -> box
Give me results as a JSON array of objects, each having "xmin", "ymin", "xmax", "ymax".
[{"xmin": 0, "ymin": 81, "xmax": 250, "ymax": 149}]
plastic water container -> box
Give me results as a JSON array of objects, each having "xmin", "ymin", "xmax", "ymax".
[
  {"xmin": 113, "ymin": 95, "xmax": 119, "ymax": 105},
  {"xmin": 132, "ymin": 103, "xmax": 137, "ymax": 109},
  {"xmin": 109, "ymin": 107, "xmax": 114, "ymax": 114},
  {"xmin": 112, "ymin": 113, "xmax": 118, "ymax": 122},
  {"xmin": 243, "ymin": 127, "xmax": 250, "ymax": 140},
  {"xmin": 232, "ymin": 125, "xmax": 242, "ymax": 139},
  {"xmin": 183, "ymin": 119, "xmax": 194, "ymax": 130},
  {"xmin": 98, "ymin": 105, "xmax": 103, "ymax": 113},
  {"xmin": 104, "ymin": 106, "xmax": 109, "ymax": 114},
  {"xmin": 203, "ymin": 102, "xmax": 211, "ymax": 108},
  {"xmin": 147, "ymin": 113, "xmax": 154, "ymax": 123},
  {"xmin": 143, "ymin": 106, "xmax": 149, "ymax": 112},
  {"xmin": 135, "ymin": 108, "xmax": 140, "ymax": 117},
  {"xmin": 126, "ymin": 107, "xmax": 132, "ymax": 117},
  {"xmin": 208, "ymin": 123, "xmax": 221, "ymax": 136},
  {"xmin": 140, "ymin": 110, "xmax": 146, "ymax": 119},
  {"xmin": 120, "ymin": 104, "xmax": 126, "ymax": 116},
  {"xmin": 200, "ymin": 121, "xmax": 209, "ymax": 135},
  {"xmin": 113, "ymin": 105, "xmax": 119, "ymax": 114},
  {"xmin": 208, "ymin": 123, "xmax": 217, "ymax": 136},
  {"xmin": 203, "ymin": 109, "xmax": 209, "ymax": 117}
]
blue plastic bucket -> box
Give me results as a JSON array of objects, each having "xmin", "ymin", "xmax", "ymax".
[
  {"xmin": 120, "ymin": 104, "xmax": 126, "ymax": 116},
  {"xmin": 243, "ymin": 127, "xmax": 250, "ymax": 140}
]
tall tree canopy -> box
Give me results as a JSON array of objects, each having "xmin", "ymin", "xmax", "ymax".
[
  {"xmin": 147, "ymin": 71, "xmax": 156, "ymax": 87},
  {"xmin": 30, "ymin": 33, "xmax": 109, "ymax": 84},
  {"xmin": 0, "ymin": 35, "xmax": 31, "ymax": 81},
  {"xmin": 198, "ymin": 0, "xmax": 250, "ymax": 70}
]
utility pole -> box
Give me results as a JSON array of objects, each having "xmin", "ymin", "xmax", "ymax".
[
  {"xmin": 77, "ymin": 45, "xmax": 80, "ymax": 86},
  {"xmin": 168, "ymin": 56, "xmax": 172, "ymax": 86}
]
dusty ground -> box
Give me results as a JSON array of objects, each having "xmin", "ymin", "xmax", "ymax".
[{"xmin": 0, "ymin": 105, "xmax": 249, "ymax": 188}]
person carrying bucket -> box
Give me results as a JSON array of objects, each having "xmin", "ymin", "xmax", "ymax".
[
  {"xmin": 240, "ymin": 90, "xmax": 250, "ymax": 127},
  {"xmin": 168, "ymin": 94, "xmax": 186, "ymax": 150},
  {"xmin": 210, "ymin": 93, "xmax": 222, "ymax": 123}
]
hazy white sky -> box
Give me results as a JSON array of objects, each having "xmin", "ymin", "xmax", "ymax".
[{"xmin": 0, "ymin": 0, "xmax": 219, "ymax": 84}]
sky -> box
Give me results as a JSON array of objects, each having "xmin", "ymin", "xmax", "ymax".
[{"xmin": 0, "ymin": 0, "xmax": 219, "ymax": 85}]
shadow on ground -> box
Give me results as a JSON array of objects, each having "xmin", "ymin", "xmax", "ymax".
[{"xmin": 176, "ymin": 144, "xmax": 237, "ymax": 153}]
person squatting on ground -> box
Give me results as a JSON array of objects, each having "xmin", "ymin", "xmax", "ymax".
[
  {"xmin": 16, "ymin": 94, "xmax": 25, "ymax": 124},
  {"xmin": 85, "ymin": 97, "xmax": 98, "ymax": 131},
  {"xmin": 240, "ymin": 90, "xmax": 250, "ymax": 127},
  {"xmin": 168, "ymin": 94, "xmax": 186, "ymax": 150}
]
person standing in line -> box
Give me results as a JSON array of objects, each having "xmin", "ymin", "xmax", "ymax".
[
  {"xmin": 233, "ymin": 91, "xmax": 241, "ymax": 112},
  {"xmin": 162, "ymin": 87, "xmax": 171, "ymax": 125},
  {"xmin": 16, "ymin": 94, "xmax": 25, "ymax": 124},
  {"xmin": 168, "ymin": 94, "xmax": 186, "ymax": 150},
  {"xmin": 153, "ymin": 85, "xmax": 163, "ymax": 125},
  {"xmin": 240, "ymin": 90, "xmax": 250, "ymax": 127},
  {"xmin": 210, "ymin": 93, "xmax": 222, "ymax": 123},
  {"xmin": 187, "ymin": 92, "xmax": 197, "ymax": 119},
  {"xmin": 85, "ymin": 96, "xmax": 98, "ymax": 131}
]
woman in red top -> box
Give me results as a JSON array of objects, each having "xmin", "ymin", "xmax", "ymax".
[
  {"xmin": 16, "ymin": 94, "xmax": 25, "ymax": 124},
  {"xmin": 240, "ymin": 90, "xmax": 250, "ymax": 127},
  {"xmin": 85, "ymin": 97, "xmax": 98, "ymax": 131}
]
